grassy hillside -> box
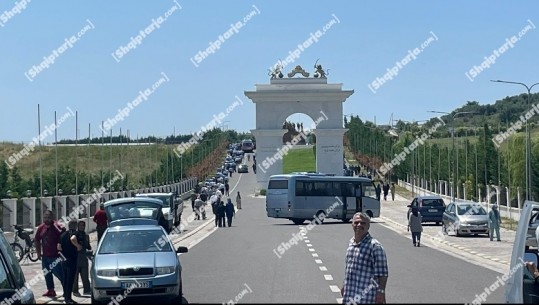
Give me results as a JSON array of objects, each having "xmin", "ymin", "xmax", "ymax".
[
  {"xmin": 282, "ymin": 147, "xmax": 316, "ymax": 174},
  {"xmin": 0, "ymin": 142, "xmax": 188, "ymax": 188}
]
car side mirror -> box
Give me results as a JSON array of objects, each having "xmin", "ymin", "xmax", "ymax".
[{"xmin": 176, "ymin": 246, "xmax": 188, "ymax": 254}]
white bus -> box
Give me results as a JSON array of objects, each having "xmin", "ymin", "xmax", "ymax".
[{"xmin": 266, "ymin": 173, "xmax": 381, "ymax": 225}]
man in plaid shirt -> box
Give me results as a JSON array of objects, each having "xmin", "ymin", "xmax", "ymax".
[{"xmin": 341, "ymin": 212, "xmax": 388, "ymax": 304}]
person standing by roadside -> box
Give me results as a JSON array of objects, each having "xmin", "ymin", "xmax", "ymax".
[
  {"xmin": 34, "ymin": 210, "xmax": 65, "ymax": 298},
  {"xmin": 236, "ymin": 191, "xmax": 242, "ymax": 209},
  {"xmin": 217, "ymin": 199, "xmax": 227, "ymax": 227},
  {"xmin": 59, "ymin": 220, "xmax": 83, "ymax": 304},
  {"xmin": 341, "ymin": 212, "xmax": 388, "ymax": 304},
  {"xmin": 72, "ymin": 220, "xmax": 91, "ymax": 296},
  {"xmin": 225, "ymin": 181, "xmax": 230, "ymax": 196},
  {"xmin": 225, "ymin": 198, "xmax": 236, "ymax": 227},
  {"xmin": 382, "ymin": 182, "xmax": 389, "ymax": 201},
  {"xmin": 375, "ymin": 183, "xmax": 382, "ymax": 201},
  {"xmin": 489, "ymin": 204, "xmax": 502, "ymax": 241},
  {"xmin": 390, "ymin": 183, "xmax": 396, "ymax": 201},
  {"xmin": 93, "ymin": 203, "xmax": 107, "ymax": 243},
  {"xmin": 408, "ymin": 206, "xmax": 423, "ymax": 247},
  {"xmin": 190, "ymin": 192, "xmax": 197, "ymax": 212}
]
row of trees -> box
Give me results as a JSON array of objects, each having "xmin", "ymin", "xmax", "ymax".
[
  {"xmin": 345, "ymin": 115, "xmax": 538, "ymax": 203},
  {"xmin": 0, "ymin": 129, "xmax": 241, "ymax": 199}
]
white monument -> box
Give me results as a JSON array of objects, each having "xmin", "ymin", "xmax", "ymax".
[{"xmin": 245, "ymin": 64, "xmax": 354, "ymax": 190}]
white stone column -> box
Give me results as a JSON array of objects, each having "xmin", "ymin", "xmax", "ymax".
[
  {"xmin": 313, "ymin": 128, "xmax": 348, "ymax": 176},
  {"xmin": 22, "ymin": 198, "xmax": 36, "ymax": 229},
  {"xmin": 56, "ymin": 196, "xmax": 67, "ymax": 219},
  {"xmin": 41, "ymin": 197, "xmax": 52, "ymax": 211},
  {"xmin": 1, "ymin": 199, "xmax": 17, "ymax": 231},
  {"xmin": 251, "ymin": 129, "xmax": 287, "ymax": 190}
]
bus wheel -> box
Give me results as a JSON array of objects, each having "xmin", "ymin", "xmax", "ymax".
[
  {"xmin": 292, "ymin": 219, "xmax": 305, "ymax": 225},
  {"xmin": 366, "ymin": 211, "xmax": 373, "ymax": 218},
  {"xmin": 315, "ymin": 211, "xmax": 326, "ymax": 224}
]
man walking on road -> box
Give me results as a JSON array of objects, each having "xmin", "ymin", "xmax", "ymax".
[
  {"xmin": 93, "ymin": 203, "xmax": 107, "ymax": 243},
  {"xmin": 341, "ymin": 212, "xmax": 388, "ymax": 304},
  {"xmin": 390, "ymin": 183, "xmax": 396, "ymax": 201},
  {"xmin": 34, "ymin": 210, "xmax": 65, "ymax": 298},
  {"xmin": 489, "ymin": 204, "xmax": 502, "ymax": 241}
]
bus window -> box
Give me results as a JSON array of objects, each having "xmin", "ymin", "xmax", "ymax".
[
  {"xmin": 332, "ymin": 182, "xmax": 342, "ymax": 196},
  {"xmin": 343, "ymin": 183, "xmax": 354, "ymax": 197},
  {"xmin": 362, "ymin": 182, "xmax": 377, "ymax": 199},
  {"xmin": 314, "ymin": 182, "xmax": 329, "ymax": 196},
  {"xmin": 268, "ymin": 180, "xmax": 288, "ymax": 189},
  {"xmin": 296, "ymin": 181, "xmax": 306, "ymax": 196}
]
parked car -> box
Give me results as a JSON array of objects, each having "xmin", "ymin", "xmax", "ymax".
[
  {"xmin": 0, "ymin": 228, "xmax": 35, "ymax": 304},
  {"xmin": 442, "ymin": 202, "xmax": 489, "ymax": 236},
  {"xmin": 505, "ymin": 201, "xmax": 539, "ymax": 303},
  {"xmin": 136, "ymin": 192, "xmax": 184, "ymax": 230},
  {"xmin": 238, "ymin": 164, "xmax": 249, "ymax": 173},
  {"xmin": 91, "ymin": 197, "xmax": 188, "ymax": 304},
  {"xmin": 407, "ymin": 195, "xmax": 446, "ymax": 225}
]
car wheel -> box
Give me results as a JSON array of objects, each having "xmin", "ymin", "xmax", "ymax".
[
  {"xmin": 292, "ymin": 219, "xmax": 305, "ymax": 225},
  {"xmin": 91, "ymin": 292, "xmax": 103, "ymax": 305},
  {"xmin": 315, "ymin": 211, "xmax": 326, "ymax": 224}
]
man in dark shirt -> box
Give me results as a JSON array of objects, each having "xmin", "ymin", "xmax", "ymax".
[
  {"xmin": 59, "ymin": 220, "xmax": 82, "ymax": 304},
  {"xmin": 72, "ymin": 220, "xmax": 91, "ymax": 296},
  {"xmin": 93, "ymin": 203, "xmax": 108, "ymax": 243},
  {"xmin": 34, "ymin": 210, "xmax": 66, "ymax": 297}
]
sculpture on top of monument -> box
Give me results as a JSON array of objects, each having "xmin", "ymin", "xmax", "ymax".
[
  {"xmin": 313, "ymin": 59, "xmax": 328, "ymax": 78},
  {"xmin": 268, "ymin": 63, "xmax": 284, "ymax": 79},
  {"xmin": 287, "ymin": 65, "xmax": 310, "ymax": 78}
]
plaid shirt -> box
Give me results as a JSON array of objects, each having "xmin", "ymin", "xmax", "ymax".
[{"xmin": 343, "ymin": 233, "xmax": 388, "ymax": 304}]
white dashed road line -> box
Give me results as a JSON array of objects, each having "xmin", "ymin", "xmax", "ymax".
[{"xmin": 300, "ymin": 226, "xmax": 341, "ymax": 303}]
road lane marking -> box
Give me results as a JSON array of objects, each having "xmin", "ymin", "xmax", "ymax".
[
  {"xmin": 336, "ymin": 297, "xmax": 343, "ymax": 303},
  {"xmin": 309, "ymin": 248, "xmax": 315, "ymax": 252},
  {"xmin": 330, "ymin": 285, "xmax": 340, "ymax": 293},
  {"xmin": 306, "ymin": 244, "xmax": 312, "ymax": 247},
  {"xmin": 315, "ymin": 259, "xmax": 323, "ymax": 264},
  {"xmin": 320, "ymin": 266, "xmax": 327, "ymax": 271},
  {"xmin": 312, "ymin": 253, "xmax": 319, "ymax": 257},
  {"xmin": 304, "ymin": 240, "xmax": 310, "ymax": 243},
  {"xmin": 324, "ymin": 274, "xmax": 333, "ymax": 281}
]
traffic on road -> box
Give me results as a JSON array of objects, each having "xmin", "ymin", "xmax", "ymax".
[{"xmin": 3, "ymin": 148, "xmax": 539, "ymax": 304}]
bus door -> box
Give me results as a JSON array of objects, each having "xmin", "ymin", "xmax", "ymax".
[
  {"xmin": 342, "ymin": 183, "xmax": 357, "ymax": 220},
  {"xmin": 355, "ymin": 185, "xmax": 363, "ymax": 213}
]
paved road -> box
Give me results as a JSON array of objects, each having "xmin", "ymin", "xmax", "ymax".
[{"xmin": 19, "ymin": 158, "xmax": 515, "ymax": 304}]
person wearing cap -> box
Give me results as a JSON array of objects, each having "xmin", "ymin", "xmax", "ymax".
[
  {"xmin": 93, "ymin": 203, "xmax": 108, "ymax": 243},
  {"xmin": 488, "ymin": 204, "xmax": 501, "ymax": 241}
]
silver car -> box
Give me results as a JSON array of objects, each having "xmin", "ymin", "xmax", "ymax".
[
  {"xmin": 90, "ymin": 198, "xmax": 188, "ymax": 304},
  {"xmin": 442, "ymin": 202, "xmax": 489, "ymax": 236}
]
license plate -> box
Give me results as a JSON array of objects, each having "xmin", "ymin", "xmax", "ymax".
[
  {"xmin": 121, "ymin": 281, "xmax": 152, "ymax": 289},
  {"xmin": 428, "ymin": 209, "xmax": 438, "ymax": 212}
]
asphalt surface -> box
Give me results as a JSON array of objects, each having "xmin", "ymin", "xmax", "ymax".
[{"xmin": 17, "ymin": 155, "xmax": 515, "ymax": 304}]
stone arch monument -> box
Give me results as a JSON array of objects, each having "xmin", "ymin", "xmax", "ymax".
[{"xmin": 244, "ymin": 64, "xmax": 354, "ymax": 190}]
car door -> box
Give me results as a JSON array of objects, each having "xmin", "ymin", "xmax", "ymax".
[
  {"xmin": 505, "ymin": 201, "xmax": 539, "ymax": 303},
  {"xmin": 407, "ymin": 198, "xmax": 418, "ymax": 220}
]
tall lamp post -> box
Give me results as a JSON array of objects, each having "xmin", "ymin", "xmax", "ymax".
[
  {"xmin": 491, "ymin": 80, "xmax": 539, "ymax": 201},
  {"xmin": 428, "ymin": 111, "xmax": 477, "ymax": 202}
]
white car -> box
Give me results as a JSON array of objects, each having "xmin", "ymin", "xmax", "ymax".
[{"xmin": 505, "ymin": 201, "xmax": 539, "ymax": 303}]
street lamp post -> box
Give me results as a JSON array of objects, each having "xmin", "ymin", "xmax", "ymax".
[
  {"xmin": 491, "ymin": 80, "xmax": 539, "ymax": 201},
  {"xmin": 428, "ymin": 110, "xmax": 477, "ymax": 202}
]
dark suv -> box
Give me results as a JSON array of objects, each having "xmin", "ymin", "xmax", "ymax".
[{"xmin": 407, "ymin": 195, "xmax": 446, "ymax": 225}]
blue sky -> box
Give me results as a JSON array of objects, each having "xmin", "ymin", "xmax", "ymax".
[{"xmin": 1, "ymin": 1, "xmax": 538, "ymax": 143}]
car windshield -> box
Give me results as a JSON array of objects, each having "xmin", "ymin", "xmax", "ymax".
[
  {"xmin": 107, "ymin": 201, "xmax": 162, "ymax": 222},
  {"xmin": 99, "ymin": 230, "xmax": 172, "ymax": 254},
  {"xmin": 457, "ymin": 205, "xmax": 487, "ymax": 215},
  {"xmin": 421, "ymin": 199, "xmax": 444, "ymax": 207}
]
